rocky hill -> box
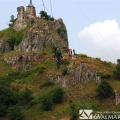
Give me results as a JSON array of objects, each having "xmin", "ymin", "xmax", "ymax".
[{"xmin": 0, "ymin": 2, "xmax": 119, "ymax": 120}]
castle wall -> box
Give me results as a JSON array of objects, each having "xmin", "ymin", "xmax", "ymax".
[
  {"xmin": 26, "ymin": 6, "xmax": 36, "ymax": 18},
  {"xmin": 17, "ymin": 6, "xmax": 25, "ymax": 21}
]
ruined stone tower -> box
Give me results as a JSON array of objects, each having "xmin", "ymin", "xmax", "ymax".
[
  {"xmin": 17, "ymin": 0, "xmax": 36, "ymax": 20},
  {"xmin": 14, "ymin": 0, "xmax": 36, "ymax": 30},
  {"xmin": 17, "ymin": 6, "xmax": 25, "ymax": 21},
  {"xmin": 26, "ymin": 0, "xmax": 36, "ymax": 18}
]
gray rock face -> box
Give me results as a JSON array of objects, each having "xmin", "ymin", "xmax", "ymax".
[
  {"xmin": 68, "ymin": 63, "xmax": 100, "ymax": 85},
  {"xmin": 48, "ymin": 63, "xmax": 101, "ymax": 87},
  {"xmin": 0, "ymin": 40, "xmax": 11, "ymax": 53},
  {"xmin": 16, "ymin": 18, "xmax": 69, "ymax": 53}
]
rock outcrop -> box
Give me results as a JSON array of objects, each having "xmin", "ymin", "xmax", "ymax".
[
  {"xmin": 48, "ymin": 62, "xmax": 101, "ymax": 87},
  {"xmin": 16, "ymin": 18, "xmax": 68, "ymax": 53},
  {"xmin": 0, "ymin": 40, "xmax": 11, "ymax": 53}
]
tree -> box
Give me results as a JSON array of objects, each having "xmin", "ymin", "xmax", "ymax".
[
  {"xmin": 40, "ymin": 11, "xmax": 54, "ymax": 21},
  {"xmin": 9, "ymin": 15, "xmax": 16, "ymax": 27},
  {"xmin": 96, "ymin": 80, "xmax": 114, "ymax": 99},
  {"xmin": 117, "ymin": 59, "xmax": 120, "ymax": 64},
  {"xmin": 7, "ymin": 106, "xmax": 24, "ymax": 120},
  {"xmin": 113, "ymin": 59, "xmax": 120, "ymax": 79}
]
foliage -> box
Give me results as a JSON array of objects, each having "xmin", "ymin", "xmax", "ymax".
[
  {"xmin": 16, "ymin": 89, "xmax": 33, "ymax": 105},
  {"xmin": 0, "ymin": 84, "xmax": 16, "ymax": 117},
  {"xmin": 7, "ymin": 106, "xmax": 24, "ymax": 120},
  {"xmin": 0, "ymin": 104, "xmax": 7, "ymax": 117},
  {"xmin": 50, "ymin": 86, "xmax": 64, "ymax": 103},
  {"xmin": 0, "ymin": 28, "xmax": 24, "ymax": 50},
  {"xmin": 97, "ymin": 72, "xmax": 111, "ymax": 79},
  {"xmin": 39, "ymin": 93, "xmax": 53, "ymax": 111},
  {"xmin": 113, "ymin": 61, "xmax": 120, "ymax": 79},
  {"xmin": 38, "ymin": 86, "xmax": 64, "ymax": 111},
  {"xmin": 96, "ymin": 80, "xmax": 114, "ymax": 99},
  {"xmin": 40, "ymin": 79, "xmax": 54, "ymax": 88},
  {"xmin": 40, "ymin": 11, "xmax": 54, "ymax": 21},
  {"xmin": 62, "ymin": 66, "xmax": 69, "ymax": 76},
  {"xmin": 117, "ymin": 59, "xmax": 120, "ymax": 64},
  {"xmin": 7, "ymin": 30, "xmax": 24, "ymax": 50},
  {"xmin": 69, "ymin": 103, "xmax": 78, "ymax": 120},
  {"xmin": 9, "ymin": 15, "xmax": 16, "ymax": 27}
]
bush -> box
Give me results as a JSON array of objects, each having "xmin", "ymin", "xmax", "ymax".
[
  {"xmin": 62, "ymin": 66, "xmax": 69, "ymax": 76},
  {"xmin": 113, "ymin": 63, "xmax": 120, "ymax": 80},
  {"xmin": 38, "ymin": 86, "xmax": 64, "ymax": 111},
  {"xmin": 0, "ymin": 85, "xmax": 15, "ymax": 106},
  {"xmin": 39, "ymin": 93, "xmax": 53, "ymax": 111},
  {"xmin": 0, "ymin": 104, "xmax": 7, "ymax": 117},
  {"xmin": 96, "ymin": 80, "xmax": 114, "ymax": 99},
  {"xmin": 97, "ymin": 72, "xmax": 111, "ymax": 79},
  {"xmin": 17, "ymin": 89, "xmax": 33, "ymax": 105},
  {"xmin": 7, "ymin": 30, "xmax": 23, "ymax": 50},
  {"xmin": 69, "ymin": 104, "xmax": 78, "ymax": 120},
  {"xmin": 40, "ymin": 79, "xmax": 54, "ymax": 88},
  {"xmin": 8, "ymin": 106, "xmax": 24, "ymax": 120},
  {"xmin": 40, "ymin": 11, "xmax": 54, "ymax": 21},
  {"xmin": 51, "ymin": 86, "xmax": 64, "ymax": 103}
]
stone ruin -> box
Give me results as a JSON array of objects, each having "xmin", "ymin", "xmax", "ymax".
[{"xmin": 14, "ymin": 0, "xmax": 36, "ymax": 31}]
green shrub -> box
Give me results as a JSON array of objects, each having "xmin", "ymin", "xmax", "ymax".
[
  {"xmin": 7, "ymin": 106, "xmax": 24, "ymax": 120},
  {"xmin": 7, "ymin": 30, "xmax": 23, "ymax": 50},
  {"xmin": 96, "ymin": 80, "xmax": 114, "ymax": 99},
  {"xmin": 17, "ymin": 89, "xmax": 33, "ymax": 105},
  {"xmin": 0, "ymin": 104, "xmax": 7, "ymax": 117},
  {"xmin": 40, "ymin": 11, "xmax": 54, "ymax": 21},
  {"xmin": 69, "ymin": 103, "xmax": 78, "ymax": 120},
  {"xmin": 97, "ymin": 72, "xmax": 111, "ymax": 79},
  {"xmin": 113, "ymin": 63, "xmax": 120, "ymax": 80},
  {"xmin": 50, "ymin": 86, "xmax": 64, "ymax": 103},
  {"xmin": 38, "ymin": 86, "xmax": 64, "ymax": 111},
  {"xmin": 39, "ymin": 93, "xmax": 53, "ymax": 111},
  {"xmin": 0, "ymin": 84, "xmax": 18, "ymax": 117},
  {"xmin": 40, "ymin": 79, "xmax": 54, "ymax": 88},
  {"xmin": 62, "ymin": 66, "xmax": 69, "ymax": 76},
  {"xmin": 0, "ymin": 85, "xmax": 15, "ymax": 106},
  {"xmin": 33, "ymin": 66, "xmax": 46, "ymax": 74}
]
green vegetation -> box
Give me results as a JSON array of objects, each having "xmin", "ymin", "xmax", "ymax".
[
  {"xmin": 113, "ymin": 59, "xmax": 120, "ymax": 79},
  {"xmin": 0, "ymin": 28, "xmax": 24, "ymax": 50},
  {"xmin": 38, "ymin": 86, "xmax": 64, "ymax": 111},
  {"xmin": 9, "ymin": 15, "xmax": 16, "ymax": 27},
  {"xmin": 62, "ymin": 66, "xmax": 69, "ymax": 76},
  {"xmin": 16, "ymin": 89, "xmax": 33, "ymax": 105},
  {"xmin": 8, "ymin": 106, "xmax": 24, "ymax": 120},
  {"xmin": 40, "ymin": 11, "xmax": 54, "ymax": 21},
  {"xmin": 96, "ymin": 80, "xmax": 114, "ymax": 100}
]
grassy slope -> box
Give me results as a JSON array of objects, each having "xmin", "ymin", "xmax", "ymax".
[
  {"xmin": 0, "ymin": 52, "xmax": 119, "ymax": 120},
  {"xmin": 0, "ymin": 28, "xmax": 119, "ymax": 119}
]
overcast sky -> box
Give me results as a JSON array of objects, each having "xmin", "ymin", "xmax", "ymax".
[{"xmin": 0, "ymin": 0, "xmax": 120, "ymax": 62}]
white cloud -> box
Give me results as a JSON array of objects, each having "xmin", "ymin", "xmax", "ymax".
[{"xmin": 78, "ymin": 19, "xmax": 120, "ymax": 63}]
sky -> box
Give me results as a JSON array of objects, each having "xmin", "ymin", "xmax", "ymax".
[{"xmin": 0, "ymin": 0, "xmax": 120, "ymax": 62}]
